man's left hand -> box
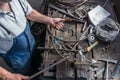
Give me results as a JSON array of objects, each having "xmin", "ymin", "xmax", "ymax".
[{"xmin": 49, "ymin": 18, "xmax": 65, "ymax": 29}]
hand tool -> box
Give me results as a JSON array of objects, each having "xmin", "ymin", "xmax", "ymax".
[
  {"xmin": 98, "ymin": 59, "xmax": 109, "ymax": 80},
  {"xmin": 111, "ymin": 60, "xmax": 120, "ymax": 79},
  {"xmin": 98, "ymin": 58, "xmax": 117, "ymax": 80},
  {"xmin": 65, "ymin": 18, "xmax": 85, "ymax": 23},
  {"xmin": 86, "ymin": 41, "xmax": 99, "ymax": 52},
  {"xmin": 98, "ymin": 58, "xmax": 117, "ymax": 64}
]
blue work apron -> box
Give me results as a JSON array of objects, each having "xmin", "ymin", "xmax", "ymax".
[{"xmin": 2, "ymin": 22, "xmax": 35, "ymax": 74}]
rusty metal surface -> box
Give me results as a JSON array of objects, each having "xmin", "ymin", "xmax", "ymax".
[{"xmin": 35, "ymin": 0, "xmax": 120, "ymax": 80}]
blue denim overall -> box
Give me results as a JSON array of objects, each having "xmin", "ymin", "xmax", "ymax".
[{"xmin": 2, "ymin": 22, "xmax": 35, "ymax": 74}]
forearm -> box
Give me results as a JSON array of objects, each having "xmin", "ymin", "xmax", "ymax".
[
  {"xmin": 26, "ymin": 9, "xmax": 52, "ymax": 24},
  {"xmin": 26, "ymin": 9, "xmax": 65, "ymax": 29}
]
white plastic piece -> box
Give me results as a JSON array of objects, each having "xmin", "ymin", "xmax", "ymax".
[{"xmin": 88, "ymin": 5, "xmax": 111, "ymax": 26}]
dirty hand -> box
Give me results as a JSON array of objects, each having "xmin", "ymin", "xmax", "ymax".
[
  {"xmin": 49, "ymin": 18, "xmax": 65, "ymax": 29},
  {"xmin": 3, "ymin": 73, "xmax": 29, "ymax": 80}
]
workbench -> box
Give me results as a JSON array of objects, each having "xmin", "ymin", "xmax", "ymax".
[{"xmin": 36, "ymin": 0, "xmax": 120, "ymax": 80}]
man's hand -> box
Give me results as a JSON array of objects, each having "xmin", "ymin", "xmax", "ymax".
[
  {"xmin": 49, "ymin": 18, "xmax": 65, "ymax": 29},
  {"xmin": 0, "ymin": 66, "xmax": 29, "ymax": 80},
  {"xmin": 3, "ymin": 73, "xmax": 28, "ymax": 80}
]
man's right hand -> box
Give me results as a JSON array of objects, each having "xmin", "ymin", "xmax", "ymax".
[
  {"xmin": 0, "ymin": 66, "xmax": 29, "ymax": 80},
  {"xmin": 3, "ymin": 73, "xmax": 29, "ymax": 80}
]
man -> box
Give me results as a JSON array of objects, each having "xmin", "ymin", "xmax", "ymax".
[{"xmin": 0, "ymin": 0, "xmax": 64, "ymax": 79}]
